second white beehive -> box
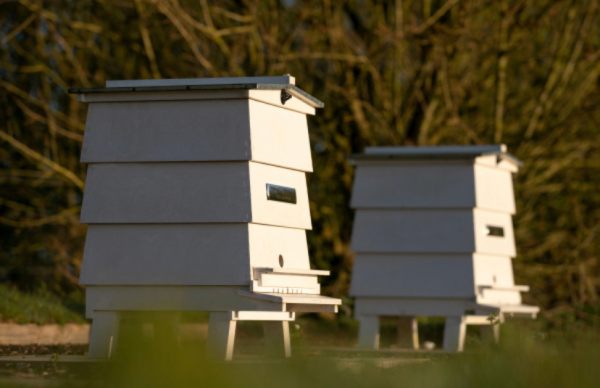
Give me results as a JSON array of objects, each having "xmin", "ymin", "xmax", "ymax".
[{"xmin": 349, "ymin": 145, "xmax": 538, "ymax": 351}]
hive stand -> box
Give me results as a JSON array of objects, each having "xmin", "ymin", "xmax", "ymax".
[
  {"xmin": 71, "ymin": 76, "xmax": 341, "ymax": 359},
  {"xmin": 349, "ymin": 145, "xmax": 539, "ymax": 352},
  {"xmin": 355, "ymin": 305, "xmax": 532, "ymax": 352}
]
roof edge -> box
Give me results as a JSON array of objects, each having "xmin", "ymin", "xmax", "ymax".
[
  {"xmin": 349, "ymin": 144, "xmax": 522, "ymax": 167},
  {"xmin": 68, "ymin": 83, "xmax": 324, "ymax": 108}
]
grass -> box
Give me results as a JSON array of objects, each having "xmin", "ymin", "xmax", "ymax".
[
  {"xmin": 1, "ymin": 317, "xmax": 599, "ymax": 387},
  {"xmin": 0, "ymin": 295, "xmax": 599, "ymax": 386},
  {"xmin": 0, "ymin": 285, "xmax": 84, "ymax": 324},
  {"xmin": 99, "ymin": 322, "xmax": 600, "ymax": 387}
]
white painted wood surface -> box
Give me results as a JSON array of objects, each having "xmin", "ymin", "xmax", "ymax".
[
  {"xmin": 473, "ymin": 209, "xmax": 516, "ymax": 256},
  {"xmin": 81, "ymin": 99, "xmax": 312, "ymax": 170},
  {"xmin": 248, "ymin": 101, "xmax": 312, "ymax": 171},
  {"xmin": 474, "ymin": 164, "xmax": 516, "ymax": 213},
  {"xmin": 78, "ymin": 89, "xmax": 317, "ymax": 115},
  {"xmin": 351, "ymin": 253, "xmax": 524, "ymax": 303},
  {"xmin": 351, "ymin": 209, "xmax": 515, "ymax": 256},
  {"xmin": 473, "ymin": 254, "xmax": 516, "ymax": 288},
  {"xmin": 80, "ymin": 224, "xmax": 310, "ymax": 285},
  {"xmin": 208, "ymin": 312, "xmax": 237, "ymax": 360},
  {"xmin": 78, "ymin": 74, "xmax": 322, "ymax": 115},
  {"xmin": 443, "ymin": 316, "xmax": 466, "ymax": 352},
  {"xmin": 478, "ymin": 288, "xmax": 523, "ymax": 305},
  {"xmin": 82, "ymin": 99, "xmax": 249, "ymax": 162},
  {"xmin": 356, "ymin": 315, "xmax": 380, "ymax": 349},
  {"xmin": 350, "ymin": 254, "xmax": 475, "ymax": 298},
  {"xmin": 231, "ymin": 311, "xmax": 295, "ymax": 321},
  {"xmin": 260, "ymin": 267, "xmax": 330, "ymax": 276},
  {"xmin": 351, "ymin": 161, "xmax": 516, "ymax": 213},
  {"xmin": 239, "ymin": 291, "xmax": 342, "ymax": 310},
  {"xmin": 354, "ymin": 297, "xmax": 475, "ymax": 317},
  {"xmin": 351, "ymin": 162, "xmax": 475, "ymax": 209},
  {"xmin": 77, "ymin": 75, "xmax": 335, "ymax": 360},
  {"xmin": 249, "ymin": 162, "xmax": 311, "ymax": 228},
  {"xmin": 255, "ymin": 273, "xmax": 320, "ymax": 290},
  {"xmin": 84, "ymin": 286, "xmax": 338, "ymax": 317},
  {"xmin": 247, "ymin": 223, "xmax": 311, "ymax": 270},
  {"xmin": 84, "ymin": 286, "xmax": 275, "ymax": 316},
  {"xmin": 397, "ymin": 317, "xmax": 420, "ymax": 350},
  {"xmin": 248, "ymin": 89, "xmax": 315, "ymax": 115},
  {"xmin": 81, "ymin": 162, "xmax": 312, "ymax": 229},
  {"xmin": 349, "ymin": 145, "xmax": 536, "ymax": 352},
  {"xmin": 358, "ymin": 145, "xmax": 520, "ymax": 172},
  {"xmin": 352, "ymin": 209, "xmax": 473, "ymax": 253},
  {"xmin": 87, "ymin": 312, "xmax": 119, "ymax": 359}
]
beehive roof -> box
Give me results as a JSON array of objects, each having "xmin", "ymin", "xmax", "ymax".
[
  {"xmin": 68, "ymin": 75, "xmax": 324, "ymax": 108},
  {"xmin": 352, "ymin": 144, "xmax": 522, "ymax": 167}
]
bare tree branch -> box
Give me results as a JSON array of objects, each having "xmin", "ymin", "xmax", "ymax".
[{"xmin": 0, "ymin": 130, "xmax": 84, "ymax": 190}]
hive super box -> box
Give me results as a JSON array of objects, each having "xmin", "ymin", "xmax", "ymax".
[
  {"xmin": 349, "ymin": 145, "xmax": 538, "ymax": 351},
  {"xmin": 71, "ymin": 76, "xmax": 341, "ymax": 359}
]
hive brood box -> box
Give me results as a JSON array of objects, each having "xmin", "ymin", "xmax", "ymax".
[
  {"xmin": 349, "ymin": 145, "xmax": 538, "ymax": 352},
  {"xmin": 72, "ymin": 76, "xmax": 341, "ymax": 359}
]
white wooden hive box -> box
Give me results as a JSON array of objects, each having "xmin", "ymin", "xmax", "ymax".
[
  {"xmin": 80, "ymin": 161, "xmax": 312, "ymax": 229},
  {"xmin": 75, "ymin": 75, "xmax": 319, "ymax": 172},
  {"xmin": 350, "ymin": 254, "xmax": 522, "ymax": 304},
  {"xmin": 351, "ymin": 145, "xmax": 519, "ymax": 213},
  {"xmin": 72, "ymin": 76, "xmax": 340, "ymax": 308},
  {"xmin": 349, "ymin": 145, "xmax": 533, "ymax": 307}
]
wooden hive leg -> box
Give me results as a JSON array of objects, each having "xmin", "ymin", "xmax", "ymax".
[
  {"xmin": 443, "ymin": 316, "xmax": 467, "ymax": 352},
  {"xmin": 397, "ymin": 316, "xmax": 420, "ymax": 350},
  {"xmin": 263, "ymin": 321, "xmax": 292, "ymax": 358},
  {"xmin": 357, "ymin": 315, "xmax": 380, "ymax": 350},
  {"xmin": 207, "ymin": 312, "xmax": 237, "ymax": 361},
  {"xmin": 88, "ymin": 311, "xmax": 120, "ymax": 359}
]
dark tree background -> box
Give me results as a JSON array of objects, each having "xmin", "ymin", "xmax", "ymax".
[{"xmin": 1, "ymin": 0, "xmax": 598, "ymax": 323}]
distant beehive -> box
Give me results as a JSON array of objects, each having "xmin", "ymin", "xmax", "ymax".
[
  {"xmin": 72, "ymin": 75, "xmax": 341, "ymax": 360},
  {"xmin": 349, "ymin": 145, "xmax": 538, "ymax": 352}
]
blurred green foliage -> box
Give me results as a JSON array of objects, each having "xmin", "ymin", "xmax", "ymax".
[
  {"xmin": 1, "ymin": 320, "xmax": 600, "ymax": 387},
  {"xmin": 0, "ymin": 0, "xmax": 598, "ymax": 322},
  {"xmin": 0, "ymin": 284, "xmax": 83, "ymax": 324},
  {"xmin": 112, "ymin": 324, "xmax": 600, "ymax": 388}
]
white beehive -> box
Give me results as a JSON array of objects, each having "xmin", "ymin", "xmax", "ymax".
[
  {"xmin": 349, "ymin": 145, "xmax": 538, "ymax": 352},
  {"xmin": 72, "ymin": 76, "xmax": 341, "ymax": 359}
]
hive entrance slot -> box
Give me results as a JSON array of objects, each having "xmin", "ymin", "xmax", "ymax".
[
  {"xmin": 486, "ymin": 225, "xmax": 505, "ymax": 237},
  {"xmin": 266, "ymin": 183, "xmax": 297, "ymax": 204}
]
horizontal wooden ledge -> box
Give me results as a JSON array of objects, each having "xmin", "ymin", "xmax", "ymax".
[
  {"xmin": 254, "ymin": 267, "xmax": 330, "ymax": 276},
  {"xmin": 239, "ymin": 290, "xmax": 342, "ymax": 306},
  {"xmin": 478, "ymin": 285, "xmax": 530, "ymax": 292},
  {"xmin": 230, "ymin": 311, "xmax": 295, "ymax": 321},
  {"xmin": 475, "ymin": 303, "xmax": 540, "ymax": 318}
]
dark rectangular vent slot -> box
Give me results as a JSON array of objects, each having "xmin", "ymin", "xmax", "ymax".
[
  {"xmin": 266, "ymin": 184, "xmax": 297, "ymax": 204},
  {"xmin": 486, "ymin": 225, "xmax": 505, "ymax": 237}
]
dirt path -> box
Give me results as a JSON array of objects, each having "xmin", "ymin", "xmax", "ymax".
[
  {"xmin": 0, "ymin": 323, "xmax": 90, "ymax": 345},
  {"xmin": 0, "ymin": 322, "xmax": 209, "ymax": 346}
]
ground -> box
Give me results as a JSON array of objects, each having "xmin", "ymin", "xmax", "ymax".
[{"xmin": 0, "ymin": 318, "xmax": 599, "ymax": 387}]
